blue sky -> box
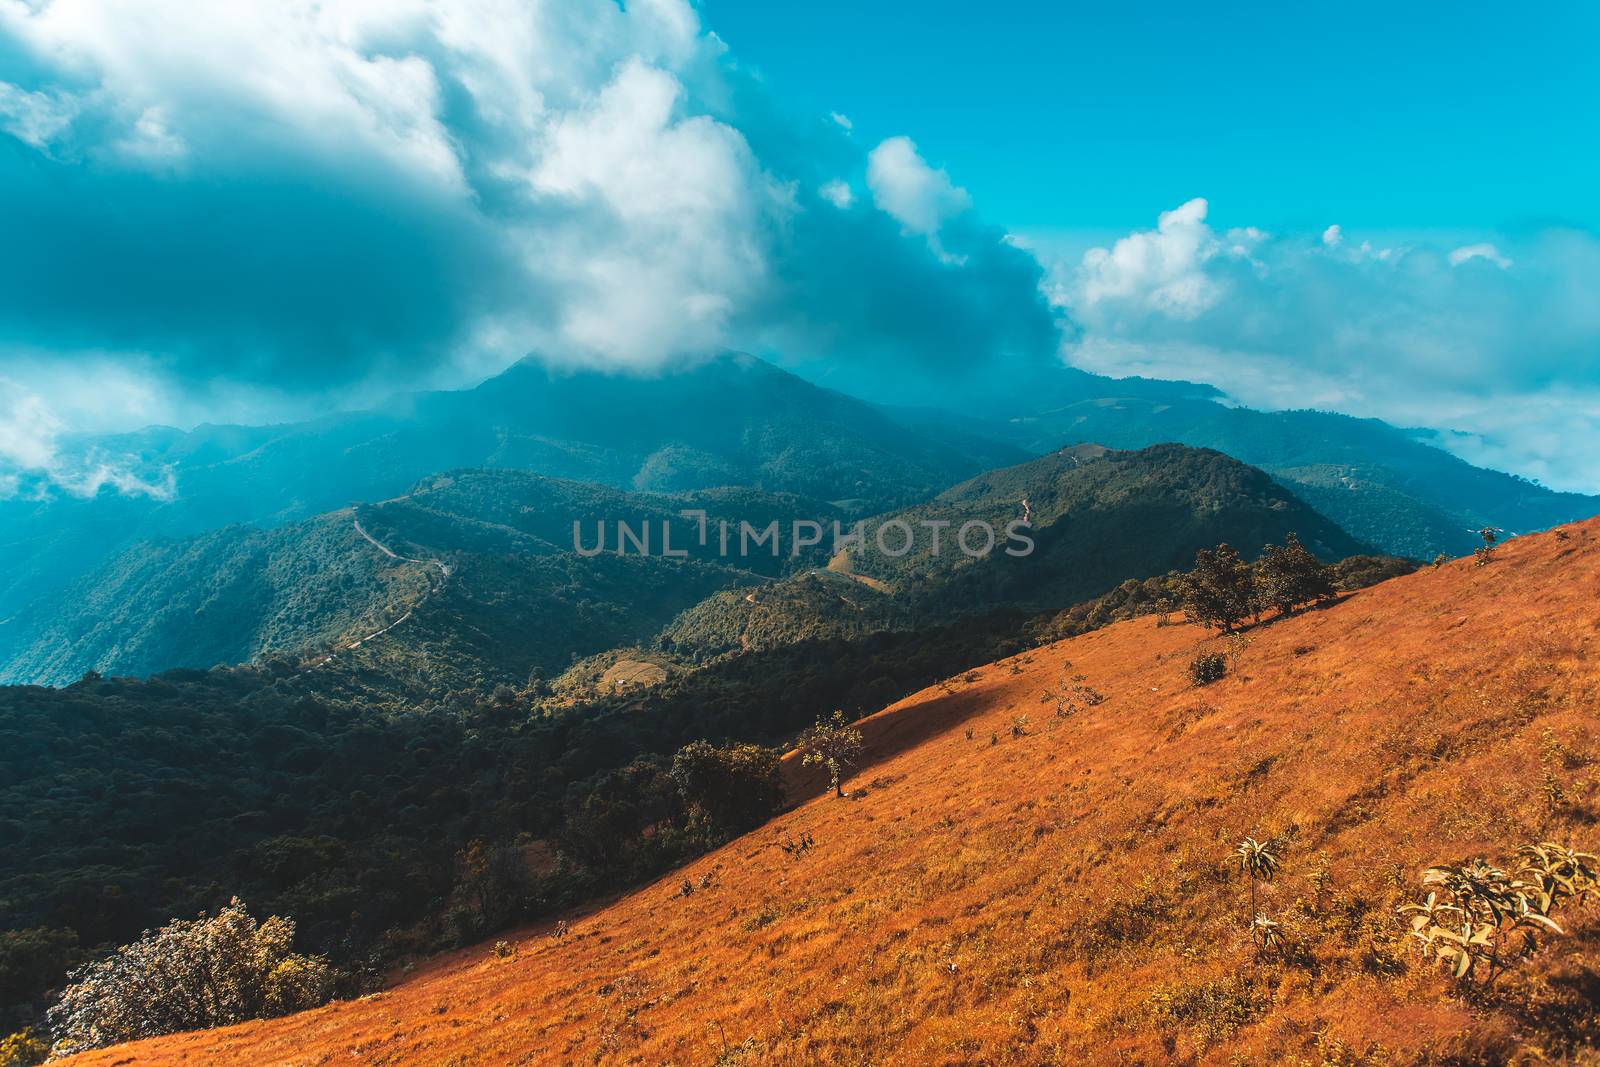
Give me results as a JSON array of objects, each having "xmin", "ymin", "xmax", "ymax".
[
  {"xmin": 0, "ymin": 0, "xmax": 1597, "ymax": 493},
  {"xmin": 707, "ymin": 1, "xmax": 1600, "ymax": 238}
]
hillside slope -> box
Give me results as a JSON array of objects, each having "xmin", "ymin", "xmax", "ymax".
[
  {"xmin": 65, "ymin": 522, "xmax": 1600, "ymax": 1064},
  {"xmin": 3, "ymin": 472, "xmax": 817, "ymax": 687}
]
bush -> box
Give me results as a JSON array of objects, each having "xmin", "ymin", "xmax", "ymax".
[
  {"xmin": 0, "ymin": 1029, "xmax": 47, "ymax": 1067},
  {"xmin": 1188, "ymin": 652, "xmax": 1227, "ymax": 686},
  {"xmin": 46, "ymin": 899, "xmax": 332, "ymax": 1058},
  {"xmin": 669, "ymin": 740, "xmax": 784, "ymax": 841}
]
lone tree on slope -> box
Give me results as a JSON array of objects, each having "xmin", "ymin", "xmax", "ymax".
[{"xmin": 799, "ymin": 710, "xmax": 865, "ymax": 799}]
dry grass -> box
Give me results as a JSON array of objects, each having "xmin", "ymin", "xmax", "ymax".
[{"xmin": 62, "ymin": 522, "xmax": 1600, "ymax": 1065}]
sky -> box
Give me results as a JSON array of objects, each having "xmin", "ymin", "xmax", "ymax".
[{"xmin": 1, "ymin": 0, "xmax": 1598, "ymax": 495}]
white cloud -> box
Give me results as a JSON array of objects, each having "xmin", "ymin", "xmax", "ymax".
[
  {"xmin": 0, "ymin": 377, "xmax": 174, "ymax": 500},
  {"xmin": 1076, "ymin": 197, "xmax": 1227, "ymax": 319},
  {"xmin": 1449, "ymin": 242, "xmax": 1512, "ymax": 269},
  {"xmin": 526, "ymin": 58, "xmax": 785, "ymax": 364},
  {"xmin": 866, "ymin": 136, "xmax": 971, "ymax": 238},
  {"xmin": 0, "ymin": 0, "xmax": 1062, "ymax": 457},
  {"xmin": 1058, "ymin": 202, "xmax": 1600, "ymax": 491},
  {"xmin": 819, "ymin": 179, "xmax": 854, "ymax": 208},
  {"xmin": 0, "ymin": 82, "xmax": 78, "ymax": 149},
  {"xmin": 829, "ymin": 111, "xmax": 852, "ymax": 130}
]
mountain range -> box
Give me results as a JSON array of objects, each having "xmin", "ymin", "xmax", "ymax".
[{"xmin": 3, "ymin": 352, "xmax": 1594, "ymax": 686}]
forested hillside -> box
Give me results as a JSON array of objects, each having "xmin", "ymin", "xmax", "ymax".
[
  {"xmin": 977, "ymin": 395, "xmax": 1595, "ymax": 557},
  {"xmin": 661, "ymin": 444, "xmax": 1368, "ymax": 658}
]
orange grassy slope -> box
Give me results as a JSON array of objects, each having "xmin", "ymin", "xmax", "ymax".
[{"xmin": 66, "ymin": 522, "xmax": 1600, "ymax": 1066}]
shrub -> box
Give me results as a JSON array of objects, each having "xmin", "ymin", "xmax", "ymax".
[
  {"xmin": 1399, "ymin": 841, "xmax": 1596, "ymax": 988},
  {"xmin": 1188, "ymin": 652, "xmax": 1227, "ymax": 686},
  {"xmin": 46, "ymin": 899, "xmax": 332, "ymax": 1058},
  {"xmin": 1253, "ymin": 533, "xmax": 1337, "ymax": 617},
  {"xmin": 0, "ymin": 1029, "xmax": 47, "ymax": 1067},
  {"xmin": 1180, "ymin": 544, "xmax": 1254, "ymax": 632}
]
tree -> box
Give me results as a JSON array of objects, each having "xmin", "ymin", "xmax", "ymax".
[
  {"xmin": 1181, "ymin": 544, "xmax": 1254, "ymax": 632},
  {"xmin": 46, "ymin": 899, "xmax": 331, "ymax": 1058},
  {"xmin": 1253, "ymin": 534, "xmax": 1337, "ymax": 617},
  {"xmin": 670, "ymin": 740, "xmax": 784, "ymax": 841},
  {"xmin": 798, "ymin": 711, "xmax": 865, "ymax": 798},
  {"xmin": 447, "ymin": 839, "xmax": 531, "ymax": 940}
]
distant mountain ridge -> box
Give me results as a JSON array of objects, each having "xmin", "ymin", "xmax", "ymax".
[
  {"xmin": 953, "ymin": 395, "xmax": 1595, "ymax": 558},
  {"xmin": 0, "ymin": 472, "xmax": 840, "ymax": 688},
  {"xmin": 3, "ymin": 352, "xmax": 1596, "ymax": 685},
  {"xmin": 0, "ymin": 355, "xmax": 1028, "ymax": 680}
]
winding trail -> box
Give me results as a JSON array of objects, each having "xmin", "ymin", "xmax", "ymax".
[
  {"xmin": 353, "ymin": 518, "xmax": 452, "ymax": 579},
  {"xmin": 307, "ymin": 517, "xmax": 451, "ymax": 664}
]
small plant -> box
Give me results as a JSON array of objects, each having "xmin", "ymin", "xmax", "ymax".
[
  {"xmin": 493, "ymin": 940, "xmax": 515, "ymax": 959},
  {"xmin": 1235, "ymin": 837, "xmax": 1284, "ymax": 951},
  {"xmin": 779, "ymin": 831, "xmax": 815, "ymax": 860},
  {"xmin": 1189, "ymin": 651, "xmax": 1227, "ymax": 686},
  {"xmin": 1011, "ymin": 714, "xmax": 1030, "ymax": 737},
  {"xmin": 964, "ymin": 726, "xmax": 974, "ymax": 740},
  {"xmin": 550, "ymin": 919, "xmax": 570, "ymax": 940},
  {"xmin": 1249, "ymin": 913, "xmax": 1286, "ymax": 957},
  {"xmin": 1432, "ymin": 552, "xmax": 1448, "ymax": 569},
  {"xmin": 1224, "ymin": 631, "xmax": 1252, "ymax": 671},
  {"xmin": 1043, "ymin": 669, "xmax": 1105, "ymax": 718},
  {"xmin": 1475, "ymin": 527, "xmax": 1499, "ymax": 567},
  {"xmin": 1398, "ymin": 842, "xmax": 1596, "ymax": 987},
  {"xmin": 798, "ymin": 710, "xmax": 865, "ymax": 798}
]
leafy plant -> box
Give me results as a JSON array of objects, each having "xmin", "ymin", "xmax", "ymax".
[
  {"xmin": 0, "ymin": 1029, "xmax": 47, "ymax": 1067},
  {"xmin": 1249, "ymin": 913, "xmax": 1286, "ymax": 958},
  {"xmin": 1398, "ymin": 842, "xmax": 1595, "ymax": 988},
  {"xmin": 1474, "ymin": 527, "xmax": 1499, "ymax": 567},
  {"xmin": 1235, "ymin": 837, "xmax": 1284, "ymax": 951}
]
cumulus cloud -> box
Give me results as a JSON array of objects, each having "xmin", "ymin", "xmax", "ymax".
[
  {"xmin": 819, "ymin": 179, "xmax": 854, "ymax": 209},
  {"xmin": 0, "ymin": 0, "xmax": 1062, "ymax": 453},
  {"xmin": 866, "ymin": 136, "xmax": 972, "ymax": 240},
  {"xmin": 1058, "ymin": 202, "xmax": 1600, "ymax": 491}
]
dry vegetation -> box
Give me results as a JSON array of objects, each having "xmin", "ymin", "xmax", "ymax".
[{"xmin": 59, "ymin": 521, "xmax": 1600, "ymax": 1065}]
